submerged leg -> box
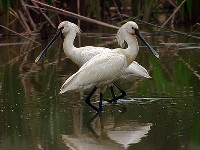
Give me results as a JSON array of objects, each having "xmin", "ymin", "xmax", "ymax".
[
  {"xmin": 87, "ymin": 112, "xmax": 103, "ymax": 138},
  {"xmin": 85, "ymin": 86, "xmax": 99, "ymax": 112},
  {"xmin": 108, "ymin": 81, "xmax": 126, "ymax": 103}
]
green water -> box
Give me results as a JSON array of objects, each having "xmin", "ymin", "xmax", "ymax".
[{"xmin": 0, "ymin": 30, "xmax": 200, "ymax": 150}]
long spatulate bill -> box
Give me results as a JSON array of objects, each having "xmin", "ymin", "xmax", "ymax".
[
  {"xmin": 135, "ymin": 30, "xmax": 159, "ymax": 58},
  {"xmin": 35, "ymin": 29, "xmax": 62, "ymax": 63}
]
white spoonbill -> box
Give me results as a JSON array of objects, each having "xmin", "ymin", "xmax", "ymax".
[
  {"xmin": 35, "ymin": 21, "xmax": 157, "ymax": 103},
  {"xmin": 58, "ymin": 22, "xmax": 159, "ymax": 112}
]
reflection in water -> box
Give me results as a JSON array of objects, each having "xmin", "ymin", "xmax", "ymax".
[{"xmin": 62, "ymin": 111, "xmax": 152, "ymax": 150}]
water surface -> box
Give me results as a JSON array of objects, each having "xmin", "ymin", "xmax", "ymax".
[{"xmin": 0, "ymin": 28, "xmax": 200, "ymax": 150}]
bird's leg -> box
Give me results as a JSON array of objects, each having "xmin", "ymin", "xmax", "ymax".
[
  {"xmin": 113, "ymin": 81, "xmax": 126, "ymax": 99},
  {"xmin": 110, "ymin": 86, "xmax": 116, "ymax": 98},
  {"xmin": 85, "ymin": 86, "xmax": 99, "ymax": 112},
  {"xmin": 98, "ymin": 93, "xmax": 103, "ymax": 112},
  {"xmin": 103, "ymin": 85, "xmax": 115, "ymax": 103},
  {"xmin": 108, "ymin": 81, "xmax": 126, "ymax": 103}
]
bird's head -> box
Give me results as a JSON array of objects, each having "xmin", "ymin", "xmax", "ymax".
[
  {"xmin": 34, "ymin": 21, "xmax": 81, "ymax": 63},
  {"xmin": 123, "ymin": 21, "xmax": 139, "ymax": 34},
  {"xmin": 117, "ymin": 21, "xmax": 139, "ymax": 47},
  {"xmin": 58, "ymin": 21, "xmax": 81, "ymax": 36},
  {"xmin": 117, "ymin": 21, "xmax": 159, "ymax": 58}
]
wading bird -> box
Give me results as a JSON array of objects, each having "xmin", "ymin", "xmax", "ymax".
[
  {"xmin": 35, "ymin": 21, "xmax": 156, "ymax": 104},
  {"xmin": 36, "ymin": 21, "xmax": 159, "ymax": 112}
]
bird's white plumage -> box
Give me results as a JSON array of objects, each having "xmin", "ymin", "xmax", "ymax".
[
  {"xmin": 58, "ymin": 21, "xmax": 151, "ymax": 94},
  {"xmin": 75, "ymin": 46, "xmax": 111, "ymax": 66},
  {"xmin": 58, "ymin": 21, "xmax": 150, "ymax": 78},
  {"xmin": 121, "ymin": 61, "xmax": 151, "ymax": 79},
  {"xmin": 117, "ymin": 21, "xmax": 138, "ymax": 48},
  {"xmin": 60, "ymin": 51, "xmax": 127, "ymax": 93}
]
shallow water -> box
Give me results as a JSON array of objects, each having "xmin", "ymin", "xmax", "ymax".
[{"xmin": 0, "ymin": 29, "xmax": 200, "ymax": 150}]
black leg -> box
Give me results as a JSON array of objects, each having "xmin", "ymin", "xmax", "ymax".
[
  {"xmin": 113, "ymin": 82, "xmax": 126, "ymax": 98},
  {"xmin": 108, "ymin": 81, "xmax": 126, "ymax": 103},
  {"xmin": 85, "ymin": 86, "xmax": 99, "ymax": 112},
  {"xmin": 98, "ymin": 93, "xmax": 103, "ymax": 112},
  {"xmin": 110, "ymin": 86, "xmax": 116, "ymax": 98}
]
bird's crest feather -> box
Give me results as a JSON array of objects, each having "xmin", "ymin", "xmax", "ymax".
[{"xmin": 117, "ymin": 27, "xmax": 125, "ymax": 48}]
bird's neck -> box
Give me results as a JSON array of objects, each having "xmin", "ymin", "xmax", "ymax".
[
  {"xmin": 63, "ymin": 30, "xmax": 77, "ymax": 56},
  {"xmin": 124, "ymin": 34, "xmax": 139, "ymax": 64},
  {"xmin": 62, "ymin": 30, "xmax": 83, "ymax": 66}
]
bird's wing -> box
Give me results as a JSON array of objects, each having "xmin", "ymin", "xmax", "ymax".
[
  {"xmin": 79, "ymin": 46, "xmax": 111, "ymax": 64},
  {"xmin": 60, "ymin": 52, "xmax": 127, "ymax": 93},
  {"xmin": 121, "ymin": 61, "xmax": 151, "ymax": 79}
]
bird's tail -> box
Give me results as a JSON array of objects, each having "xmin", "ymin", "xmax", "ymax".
[{"xmin": 59, "ymin": 72, "xmax": 80, "ymax": 94}]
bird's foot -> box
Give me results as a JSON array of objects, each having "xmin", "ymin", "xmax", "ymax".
[
  {"xmin": 97, "ymin": 109, "xmax": 103, "ymax": 114},
  {"xmin": 108, "ymin": 99, "xmax": 118, "ymax": 104},
  {"xmin": 104, "ymin": 99, "xmax": 117, "ymax": 104}
]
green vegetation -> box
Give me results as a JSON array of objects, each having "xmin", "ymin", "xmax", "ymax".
[{"xmin": 0, "ymin": 0, "xmax": 199, "ymax": 35}]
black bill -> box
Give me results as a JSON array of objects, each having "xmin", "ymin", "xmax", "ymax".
[
  {"xmin": 35, "ymin": 29, "xmax": 62, "ymax": 63},
  {"xmin": 135, "ymin": 30, "xmax": 159, "ymax": 58}
]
